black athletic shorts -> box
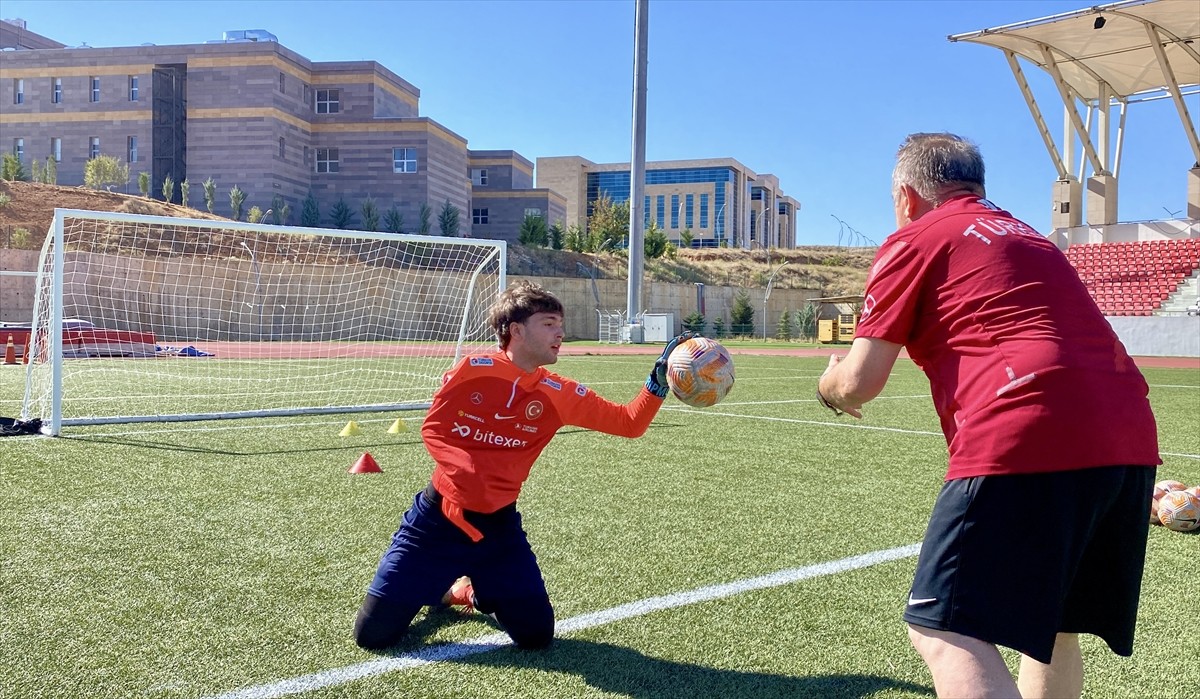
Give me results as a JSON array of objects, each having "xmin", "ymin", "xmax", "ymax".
[{"xmin": 903, "ymin": 464, "xmax": 1155, "ymax": 664}]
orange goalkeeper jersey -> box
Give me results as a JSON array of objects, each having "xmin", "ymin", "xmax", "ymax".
[{"xmin": 425, "ymin": 351, "xmax": 663, "ymax": 518}]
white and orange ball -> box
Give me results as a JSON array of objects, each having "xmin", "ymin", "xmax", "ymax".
[
  {"xmin": 1158, "ymin": 490, "xmax": 1200, "ymax": 533},
  {"xmin": 1151, "ymin": 480, "xmax": 1187, "ymax": 525},
  {"xmin": 666, "ymin": 337, "xmax": 735, "ymax": 408}
]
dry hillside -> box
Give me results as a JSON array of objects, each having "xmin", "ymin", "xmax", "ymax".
[{"xmin": 0, "ymin": 180, "xmax": 873, "ymax": 295}]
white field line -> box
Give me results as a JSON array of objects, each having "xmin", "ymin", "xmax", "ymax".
[
  {"xmin": 206, "ymin": 543, "xmax": 922, "ymax": 699},
  {"xmin": 1161, "ymin": 452, "xmax": 1200, "ymax": 460},
  {"xmin": 1147, "ymin": 384, "xmax": 1200, "ymax": 389}
]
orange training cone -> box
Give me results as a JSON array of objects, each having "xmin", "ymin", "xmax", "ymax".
[
  {"xmin": 3, "ymin": 335, "xmax": 15, "ymax": 365},
  {"xmin": 22, "ymin": 338, "xmax": 29, "ymax": 364},
  {"xmin": 349, "ymin": 452, "xmax": 382, "ymax": 474}
]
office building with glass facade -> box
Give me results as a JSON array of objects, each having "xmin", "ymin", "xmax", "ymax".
[{"xmin": 536, "ymin": 155, "xmax": 799, "ymax": 249}]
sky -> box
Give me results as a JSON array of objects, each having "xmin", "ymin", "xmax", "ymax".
[{"xmin": 3, "ymin": 0, "xmax": 1196, "ymax": 246}]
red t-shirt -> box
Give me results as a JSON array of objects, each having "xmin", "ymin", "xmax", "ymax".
[
  {"xmin": 425, "ymin": 351, "xmax": 663, "ymax": 513},
  {"xmin": 855, "ymin": 194, "xmax": 1159, "ymax": 480}
]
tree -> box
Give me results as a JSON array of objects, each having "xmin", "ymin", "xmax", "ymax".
[
  {"xmin": 161, "ymin": 173, "xmax": 175, "ymax": 203},
  {"xmin": 682, "ymin": 311, "xmax": 706, "ymax": 334},
  {"xmin": 361, "ymin": 196, "xmax": 380, "ymax": 232},
  {"xmin": 563, "ymin": 223, "xmax": 585, "ymax": 252},
  {"xmin": 586, "ymin": 193, "xmax": 629, "ymax": 252},
  {"xmin": 229, "ymin": 184, "xmax": 246, "ymax": 221},
  {"xmin": 180, "ymin": 179, "xmax": 190, "ymax": 208},
  {"xmin": 40, "ymin": 157, "xmax": 56, "ymax": 185},
  {"xmin": 2, "ymin": 152, "xmax": 29, "ymax": 182},
  {"xmin": 794, "ymin": 302, "xmax": 818, "ymax": 341},
  {"xmin": 138, "ymin": 171, "xmax": 151, "ymax": 197},
  {"xmin": 247, "ymin": 206, "xmax": 265, "ymax": 223},
  {"xmin": 383, "ymin": 206, "xmax": 404, "ymax": 234},
  {"xmin": 300, "ymin": 191, "xmax": 320, "ymax": 227},
  {"xmin": 549, "ymin": 221, "xmax": 565, "ymax": 250},
  {"xmin": 711, "ymin": 316, "xmax": 727, "ymax": 339},
  {"xmin": 518, "ymin": 213, "xmax": 548, "ymax": 247},
  {"xmin": 679, "ymin": 228, "xmax": 694, "ymax": 248},
  {"xmin": 202, "ymin": 177, "xmax": 217, "ymax": 214},
  {"xmin": 776, "ymin": 309, "xmax": 793, "ymax": 341},
  {"xmin": 418, "ymin": 202, "xmax": 432, "ymax": 235},
  {"xmin": 330, "ymin": 197, "xmax": 354, "ymax": 229},
  {"xmin": 437, "ymin": 199, "xmax": 460, "ymax": 237},
  {"xmin": 730, "ymin": 290, "xmax": 755, "ymax": 337},
  {"xmin": 644, "ymin": 221, "xmax": 669, "ymax": 259},
  {"xmin": 270, "ymin": 195, "xmax": 285, "ymax": 225},
  {"xmin": 84, "ymin": 155, "xmax": 129, "ymax": 191}
]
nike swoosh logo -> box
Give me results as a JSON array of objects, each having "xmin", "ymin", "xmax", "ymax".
[
  {"xmin": 494, "ymin": 414, "xmax": 515, "ymax": 420},
  {"xmin": 907, "ymin": 596, "xmax": 937, "ymax": 606}
]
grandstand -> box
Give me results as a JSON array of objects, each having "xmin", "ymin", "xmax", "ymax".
[{"xmin": 1065, "ymin": 238, "xmax": 1200, "ymax": 316}]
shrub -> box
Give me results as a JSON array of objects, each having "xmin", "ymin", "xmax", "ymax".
[
  {"xmin": 0, "ymin": 192, "xmax": 10, "ymax": 208},
  {"xmin": 794, "ymin": 303, "xmax": 818, "ymax": 341},
  {"xmin": 202, "ymin": 177, "xmax": 217, "ymax": 214},
  {"xmin": 11, "ymin": 227, "xmax": 31, "ymax": 249},
  {"xmin": 711, "ymin": 316, "xmax": 727, "ymax": 339},
  {"xmin": 84, "ymin": 155, "xmax": 131, "ymax": 191},
  {"xmin": 549, "ymin": 222, "xmax": 565, "ymax": 250},
  {"xmin": 301, "ymin": 191, "xmax": 320, "ymax": 227},
  {"xmin": 180, "ymin": 179, "xmax": 190, "ymax": 208},
  {"xmin": 729, "ymin": 290, "xmax": 755, "ymax": 337},
  {"xmin": 361, "ymin": 196, "xmax": 380, "ymax": 232},
  {"xmin": 383, "ymin": 206, "xmax": 404, "ymax": 234},
  {"xmin": 270, "ymin": 195, "xmax": 285, "ymax": 225},
  {"xmin": 247, "ymin": 206, "xmax": 265, "ymax": 223},
  {"xmin": 418, "ymin": 202, "xmax": 432, "ymax": 235},
  {"xmin": 437, "ymin": 199, "xmax": 460, "ymax": 237},
  {"xmin": 518, "ymin": 213, "xmax": 547, "ymax": 247},
  {"xmin": 161, "ymin": 173, "xmax": 175, "ymax": 203},
  {"xmin": 1, "ymin": 153, "xmax": 27, "ymax": 182},
  {"xmin": 329, "ymin": 197, "xmax": 354, "ymax": 229},
  {"xmin": 229, "ymin": 185, "xmax": 246, "ymax": 221},
  {"xmin": 43, "ymin": 157, "xmax": 56, "ymax": 185},
  {"xmin": 137, "ymin": 171, "xmax": 151, "ymax": 197},
  {"xmin": 682, "ymin": 311, "xmax": 706, "ymax": 334},
  {"xmin": 775, "ymin": 309, "xmax": 793, "ymax": 341}
]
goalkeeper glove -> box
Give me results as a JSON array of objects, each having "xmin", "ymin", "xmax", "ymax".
[{"xmin": 645, "ymin": 331, "xmax": 699, "ymax": 398}]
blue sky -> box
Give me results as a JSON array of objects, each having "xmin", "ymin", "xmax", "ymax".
[{"xmin": 4, "ymin": 0, "xmax": 1195, "ymax": 245}]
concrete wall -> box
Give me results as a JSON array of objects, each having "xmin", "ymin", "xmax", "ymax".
[{"xmin": 1106, "ymin": 316, "xmax": 1200, "ymax": 357}]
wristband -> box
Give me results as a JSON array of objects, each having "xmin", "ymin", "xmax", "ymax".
[{"xmin": 816, "ymin": 388, "xmax": 843, "ymax": 416}]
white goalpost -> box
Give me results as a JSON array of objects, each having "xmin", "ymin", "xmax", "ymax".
[{"xmin": 22, "ymin": 209, "xmax": 506, "ymax": 435}]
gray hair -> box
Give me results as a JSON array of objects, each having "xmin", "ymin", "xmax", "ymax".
[{"xmin": 892, "ymin": 133, "xmax": 986, "ymax": 204}]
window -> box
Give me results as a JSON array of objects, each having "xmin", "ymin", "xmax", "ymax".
[
  {"xmin": 13, "ymin": 79, "xmax": 23, "ymax": 105},
  {"xmin": 13, "ymin": 138, "xmax": 23, "ymax": 162},
  {"xmin": 656, "ymin": 195, "xmax": 665, "ymax": 228},
  {"xmin": 51, "ymin": 137, "xmax": 61, "ymax": 162},
  {"xmin": 90, "ymin": 77, "xmax": 100, "ymax": 102},
  {"xmin": 685, "ymin": 194, "xmax": 694, "ymax": 229},
  {"xmin": 471, "ymin": 168, "xmax": 487, "ymax": 186},
  {"xmin": 279, "ymin": 137, "xmax": 285, "ymax": 160},
  {"xmin": 128, "ymin": 75, "xmax": 138, "ymax": 101},
  {"xmin": 89, "ymin": 137, "xmax": 100, "ymax": 159},
  {"xmin": 52, "ymin": 77, "xmax": 61, "ymax": 104},
  {"xmin": 279, "ymin": 71, "xmax": 285, "ymax": 93},
  {"xmin": 128, "ymin": 136, "xmax": 137, "ymax": 163},
  {"xmin": 315, "ymin": 148, "xmax": 339, "ymax": 173},
  {"xmin": 315, "ymin": 88, "xmax": 340, "ymax": 114},
  {"xmin": 699, "ymin": 193, "xmax": 709, "ymax": 229},
  {"xmin": 472, "ymin": 208, "xmax": 489, "ymax": 225},
  {"xmin": 644, "ymin": 195, "xmax": 651, "ymax": 227},
  {"xmin": 524, "ymin": 208, "xmax": 542, "ymax": 219},
  {"xmin": 670, "ymin": 194, "xmax": 680, "ymax": 229},
  {"xmin": 392, "ymin": 147, "xmax": 417, "ymax": 173}
]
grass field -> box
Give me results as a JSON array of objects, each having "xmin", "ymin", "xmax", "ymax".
[{"xmin": 1, "ymin": 348, "xmax": 1197, "ymax": 699}]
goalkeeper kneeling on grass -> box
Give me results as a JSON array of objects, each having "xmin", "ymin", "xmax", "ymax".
[{"xmin": 353, "ymin": 280, "xmax": 695, "ymax": 650}]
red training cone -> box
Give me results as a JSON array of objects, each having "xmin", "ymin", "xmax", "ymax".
[
  {"xmin": 349, "ymin": 452, "xmax": 382, "ymax": 474},
  {"xmin": 3, "ymin": 335, "xmax": 15, "ymax": 365}
]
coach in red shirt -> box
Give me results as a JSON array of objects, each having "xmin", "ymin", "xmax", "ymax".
[
  {"xmin": 818, "ymin": 133, "xmax": 1159, "ymax": 699},
  {"xmin": 353, "ymin": 280, "xmax": 693, "ymax": 651}
]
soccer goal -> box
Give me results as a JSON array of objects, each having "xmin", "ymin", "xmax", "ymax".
[{"xmin": 22, "ymin": 209, "xmax": 506, "ymax": 435}]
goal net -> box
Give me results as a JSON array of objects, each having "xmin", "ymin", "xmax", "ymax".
[{"xmin": 22, "ymin": 209, "xmax": 506, "ymax": 435}]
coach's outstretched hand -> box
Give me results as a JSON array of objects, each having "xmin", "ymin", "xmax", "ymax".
[{"xmin": 645, "ymin": 331, "xmax": 699, "ymax": 398}]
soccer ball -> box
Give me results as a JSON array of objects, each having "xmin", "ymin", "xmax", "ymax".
[
  {"xmin": 1158, "ymin": 490, "xmax": 1200, "ymax": 533},
  {"xmin": 1150, "ymin": 480, "xmax": 1187, "ymax": 525},
  {"xmin": 666, "ymin": 337, "xmax": 735, "ymax": 408}
]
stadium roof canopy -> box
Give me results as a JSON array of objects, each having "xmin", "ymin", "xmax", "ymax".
[
  {"xmin": 950, "ymin": 0, "xmax": 1199, "ymax": 204},
  {"xmin": 949, "ymin": 0, "xmax": 1199, "ymax": 102}
]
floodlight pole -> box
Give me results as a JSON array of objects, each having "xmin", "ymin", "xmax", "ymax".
[{"xmin": 626, "ymin": 0, "xmax": 649, "ymax": 340}]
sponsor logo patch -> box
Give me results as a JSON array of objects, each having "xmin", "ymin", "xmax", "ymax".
[
  {"xmin": 540, "ymin": 377, "xmax": 562, "ymax": 391},
  {"xmin": 457, "ymin": 410, "xmax": 484, "ymax": 424},
  {"xmin": 450, "ymin": 423, "xmax": 528, "ymax": 448},
  {"xmin": 470, "ymin": 392, "xmax": 483, "ymax": 405},
  {"xmin": 525, "ymin": 400, "xmax": 544, "ymax": 421},
  {"xmin": 575, "ymin": 384, "xmax": 588, "ymax": 397},
  {"xmin": 469, "ymin": 357, "xmax": 494, "ymax": 366}
]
